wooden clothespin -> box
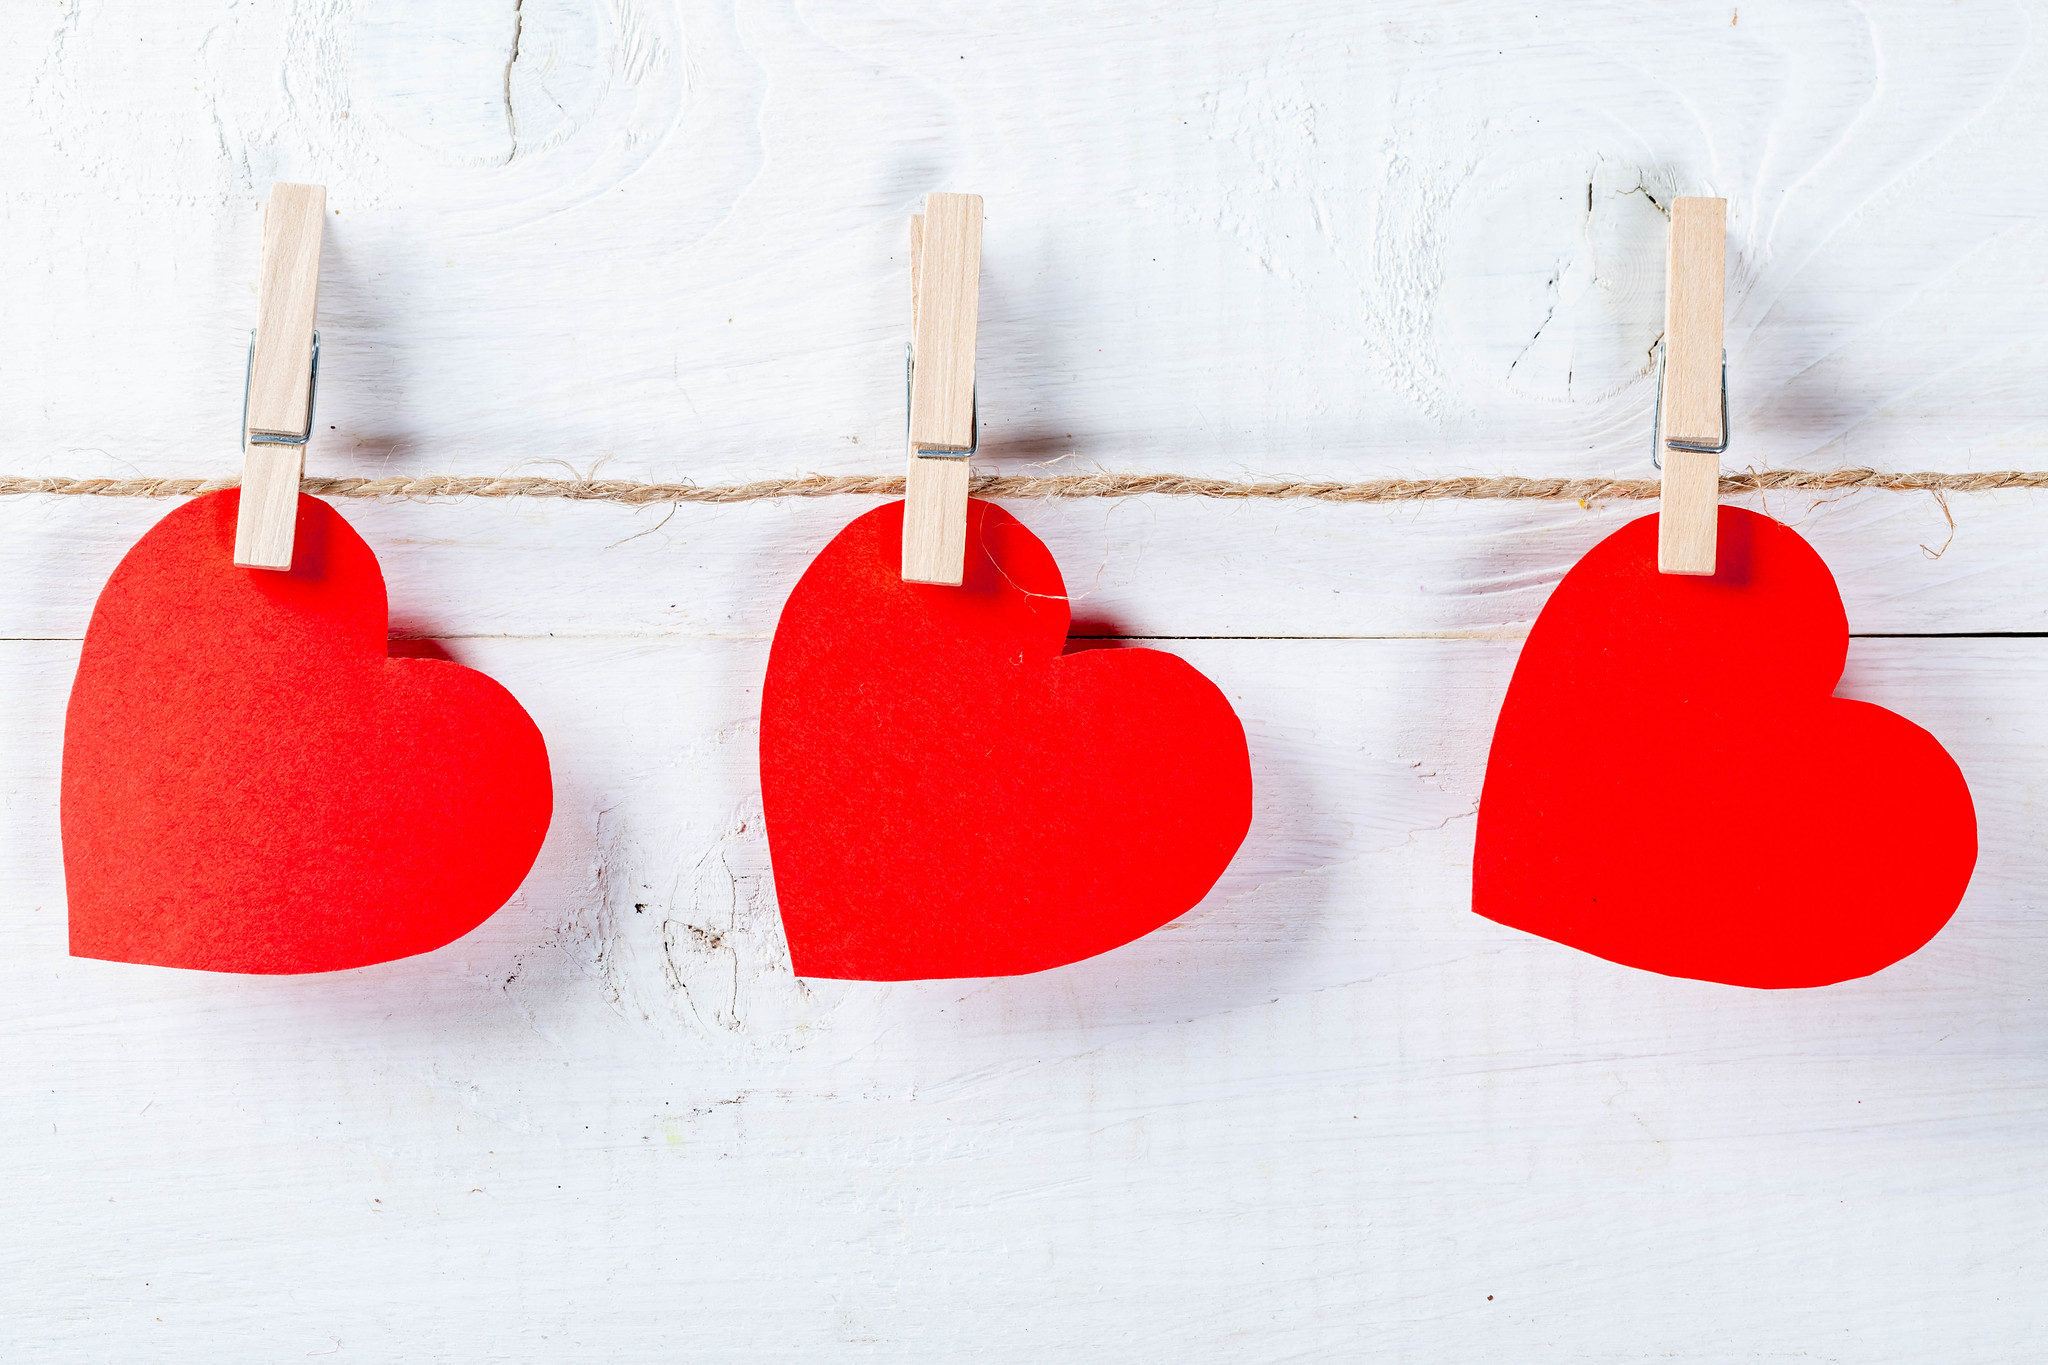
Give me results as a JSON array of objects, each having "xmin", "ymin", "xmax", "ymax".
[
  {"xmin": 1656, "ymin": 196, "xmax": 1728, "ymax": 575},
  {"xmin": 234, "ymin": 183, "xmax": 327, "ymax": 571},
  {"xmin": 902, "ymin": 192, "xmax": 983, "ymax": 585}
]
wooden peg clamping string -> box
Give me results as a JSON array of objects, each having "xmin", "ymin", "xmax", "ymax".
[
  {"xmin": 234, "ymin": 182, "xmax": 326, "ymax": 571},
  {"xmin": 1656, "ymin": 196, "xmax": 1728, "ymax": 576},
  {"xmin": 902, "ymin": 192, "xmax": 983, "ymax": 585}
]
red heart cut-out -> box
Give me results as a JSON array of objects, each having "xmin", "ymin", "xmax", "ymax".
[
  {"xmin": 63, "ymin": 491, "xmax": 553, "ymax": 974},
  {"xmin": 1474, "ymin": 506, "xmax": 1976, "ymax": 987},
  {"xmin": 761, "ymin": 500, "xmax": 1253, "ymax": 980}
]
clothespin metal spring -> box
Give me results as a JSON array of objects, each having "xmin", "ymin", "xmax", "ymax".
[
  {"xmin": 1649, "ymin": 342, "xmax": 1728, "ymax": 470},
  {"xmin": 1654, "ymin": 195, "xmax": 1728, "ymax": 576},
  {"xmin": 241, "ymin": 330, "xmax": 320, "ymax": 453}
]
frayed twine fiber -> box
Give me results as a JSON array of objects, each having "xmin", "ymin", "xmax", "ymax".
[{"xmin": 2, "ymin": 469, "xmax": 2045, "ymax": 505}]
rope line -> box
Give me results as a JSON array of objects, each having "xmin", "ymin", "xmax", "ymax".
[{"xmin": 0, "ymin": 469, "xmax": 2043, "ymax": 504}]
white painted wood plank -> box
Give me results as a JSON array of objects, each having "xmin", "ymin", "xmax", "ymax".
[
  {"xmin": 2, "ymin": 3, "xmax": 2044, "ymax": 484},
  {"xmin": 0, "ymin": 487, "xmax": 2033, "ymax": 643},
  {"xmin": 7, "ymin": 2, "xmax": 2048, "ymax": 1359},
  {"xmin": 0, "ymin": 634, "xmax": 2042, "ymax": 1357}
]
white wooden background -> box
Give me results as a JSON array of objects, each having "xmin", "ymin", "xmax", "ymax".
[{"xmin": 5, "ymin": 2, "xmax": 2048, "ymax": 1359}]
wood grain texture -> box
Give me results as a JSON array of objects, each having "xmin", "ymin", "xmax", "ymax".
[
  {"xmin": 901, "ymin": 201, "xmax": 976, "ymax": 583},
  {"xmin": 900, "ymin": 453, "xmax": 969, "ymax": 585},
  {"xmin": 906, "ymin": 193, "xmax": 980, "ymax": 454},
  {"xmin": 1657, "ymin": 448, "xmax": 1721, "ymax": 575},
  {"xmin": 0, "ymin": 634, "xmax": 2043, "ymax": 1359},
  {"xmin": 235, "ymin": 183, "xmax": 324, "ymax": 570},
  {"xmin": 1660, "ymin": 198, "xmax": 1727, "ymax": 451},
  {"xmin": 10, "ymin": 4, "xmax": 2042, "ymax": 486},
  {"xmin": 1657, "ymin": 198, "xmax": 1726, "ymax": 575},
  {"xmin": 230, "ymin": 444, "xmax": 303, "ymax": 570},
  {"xmin": 3, "ymin": 2, "xmax": 2048, "ymax": 1359},
  {"xmin": 241, "ymin": 184, "xmax": 324, "ymax": 440}
]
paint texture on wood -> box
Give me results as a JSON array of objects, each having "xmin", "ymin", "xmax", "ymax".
[{"xmin": 5, "ymin": 1, "xmax": 2048, "ymax": 1358}]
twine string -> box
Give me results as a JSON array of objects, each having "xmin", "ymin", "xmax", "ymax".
[{"xmin": 2, "ymin": 469, "xmax": 2045, "ymax": 505}]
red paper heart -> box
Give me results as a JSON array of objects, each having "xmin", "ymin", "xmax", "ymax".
[
  {"xmin": 761, "ymin": 499, "xmax": 1253, "ymax": 980},
  {"xmin": 1474, "ymin": 506, "xmax": 1976, "ymax": 987},
  {"xmin": 63, "ymin": 491, "xmax": 553, "ymax": 974}
]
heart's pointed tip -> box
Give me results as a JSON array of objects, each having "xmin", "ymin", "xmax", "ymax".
[
  {"xmin": 66, "ymin": 941, "xmax": 145, "ymax": 968},
  {"xmin": 784, "ymin": 945, "xmax": 925, "ymax": 982},
  {"xmin": 66, "ymin": 920, "xmax": 467, "ymax": 975},
  {"xmin": 1468, "ymin": 902, "xmax": 1518, "ymax": 932},
  {"xmin": 791, "ymin": 961, "xmax": 899, "ymax": 983},
  {"xmin": 67, "ymin": 922, "xmax": 165, "ymax": 969},
  {"xmin": 66, "ymin": 938, "xmax": 221, "ymax": 973},
  {"xmin": 786, "ymin": 936, "xmax": 1088, "ymax": 982},
  {"xmin": 783, "ymin": 936, "xmax": 887, "ymax": 982},
  {"xmin": 1473, "ymin": 504, "xmax": 1977, "ymax": 992},
  {"xmin": 1475, "ymin": 904, "xmax": 1919, "ymax": 990},
  {"xmin": 63, "ymin": 487, "xmax": 554, "ymax": 976}
]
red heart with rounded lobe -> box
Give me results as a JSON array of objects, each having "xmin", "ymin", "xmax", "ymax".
[
  {"xmin": 1475, "ymin": 507, "xmax": 1976, "ymax": 988},
  {"xmin": 63, "ymin": 491, "xmax": 553, "ymax": 973},
  {"xmin": 761, "ymin": 500, "xmax": 1253, "ymax": 980}
]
